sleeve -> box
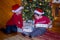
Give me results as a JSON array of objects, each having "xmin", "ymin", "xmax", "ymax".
[
  {"xmin": 35, "ymin": 17, "xmax": 50, "ymax": 28},
  {"xmin": 19, "ymin": 17, "xmax": 23, "ymax": 28},
  {"xmin": 46, "ymin": 17, "xmax": 50, "ymax": 24},
  {"xmin": 46, "ymin": 17, "xmax": 52, "ymax": 28},
  {"xmin": 13, "ymin": 14, "xmax": 18, "ymax": 26},
  {"xmin": 14, "ymin": 14, "xmax": 23, "ymax": 28}
]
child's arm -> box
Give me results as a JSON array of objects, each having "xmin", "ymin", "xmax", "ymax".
[{"xmin": 46, "ymin": 17, "xmax": 52, "ymax": 28}]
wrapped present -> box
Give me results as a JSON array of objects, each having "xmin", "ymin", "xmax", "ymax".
[
  {"xmin": 35, "ymin": 24, "xmax": 49, "ymax": 28},
  {"xmin": 23, "ymin": 26, "xmax": 34, "ymax": 32},
  {"xmin": 23, "ymin": 20, "xmax": 34, "ymax": 32}
]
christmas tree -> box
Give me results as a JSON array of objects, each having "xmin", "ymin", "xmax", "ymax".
[{"xmin": 22, "ymin": 0, "xmax": 53, "ymax": 21}]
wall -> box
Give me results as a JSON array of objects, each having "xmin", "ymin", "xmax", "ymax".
[{"xmin": 0, "ymin": 0, "xmax": 22, "ymax": 28}]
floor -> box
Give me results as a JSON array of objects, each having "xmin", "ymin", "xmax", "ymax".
[
  {"xmin": 0, "ymin": 21, "xmax": 60, "ymax": 40},
  {"xmin": 0, "ymin": 26, "xmax": 60, "ymax": 40}
]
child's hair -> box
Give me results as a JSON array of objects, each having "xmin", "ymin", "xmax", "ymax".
[{"xmin": 34, "ymin": 13, "xmax": 39, "ymax": 16}]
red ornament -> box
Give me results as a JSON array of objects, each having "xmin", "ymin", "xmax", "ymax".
[
  {"xmin": 29, "ymin": 0, "xmax": 32, "ymax": 2},
  {"xmin": 49, "ymin": 2, "xmax": 52, "ymax": 6}
]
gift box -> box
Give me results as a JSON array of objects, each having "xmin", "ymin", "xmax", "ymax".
[
  {"xmin": 23, "ymin": 26, "xmax": 34, "ymax": 32},
  {"xmin": 35, "ymin": 24, "xmax": 49, "ymax": 28}
]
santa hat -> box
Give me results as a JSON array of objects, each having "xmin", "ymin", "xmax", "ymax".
[
  {"xmin": 12, "ymin": 4, "xmax": 24, "ymax": 13},
  {"xmin": 34, "ymin": 8, "xmax": 44, "ymax": 15}
]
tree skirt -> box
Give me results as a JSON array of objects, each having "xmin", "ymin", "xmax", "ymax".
[{"xmin": 4, "ymin": 31, "xmax": 60, "ymax": 40}]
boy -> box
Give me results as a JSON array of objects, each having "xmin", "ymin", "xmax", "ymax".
[
  {"xmin": 29, "ymin": 8, "xmax": 51, "ymax": 38},
  {"xmin": 1, "ymin": 4, "xmax": 24, "ymax": 34}
]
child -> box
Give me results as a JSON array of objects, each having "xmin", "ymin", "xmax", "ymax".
[
  {"xmin": 1, "ymin": 4, "xmax": 24, "ymax": 34},
  {"xmin": 29, "ymin": 8, "xmax": 51, "ymax": 38}
]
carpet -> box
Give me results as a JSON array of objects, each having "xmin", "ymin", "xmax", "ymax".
[
  {"xmin": 4, "ymin": 31, "xmax": 60, "ymax": 40},
  {"xmin": 4, "ymin": 35, "xmax": 25, "ymax": 40},
  {"xmin": 38, "ymin": 30, "xmax": 60, "ymax": 40}
]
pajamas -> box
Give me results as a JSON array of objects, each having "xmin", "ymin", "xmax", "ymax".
[
  {"xmin": 29, "ymin": 27, "xmax": 46, "ymax": 37},
  {"xmin": 21, "ymin": 27, "xmax": 46, "ymax": 37},
  {"xmin": 6, "ymin": 13, "xmax": 23, "ymax": 33},
  {"xmin": 30, "ymin": 16, "xmax": 50, "ymax": 37},
  {"xmin": 5, "ymin": 25, "xmax": 17, "ymax": 34}
]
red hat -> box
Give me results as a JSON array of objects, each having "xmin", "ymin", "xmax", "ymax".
[
  {"xmin": 34, "ymin": 8, "xmax": 44, "ymax": 15},
  {"xmin": 12, "ymin": 4, "xmax": 24, "ymax": 13}
]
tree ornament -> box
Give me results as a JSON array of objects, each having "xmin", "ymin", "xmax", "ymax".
[
  {"xmin": 39, "ymin": 3, "xmax": 42, "ymax": 5},
  {"xmin": 33, "ymin": 0, "xmax": 36, "ymax": 1},
  {"xmin": 46, "ymin": 10, "xmax": 49, "ymax": 12},
  {"xmin": 39, "ymin": 0, "xmax": 44, "ymax": 2},
  {"xmin": 49, "ymin": 2, "xmax": 52, "ymax": 6},
  {"xmin": 29, "ymin": 0, "xmax": 32, "ymax": 2},
  {"xmin": 25, "ymin": 2, "xmax": 27, "ymax": 5},
  {"xmin": 27, "ymin": 0, "xmax": 32, "ymax": 3},
  {"xmin": 22, "ymin": 0, "xmax": 53, "ymax": 20},
  {"xmin": 32, "ymin": 4, "xmax": 36, "ymax": 7},
  {"xmin": 45, "ymin": 0, "xmax": 48, "ymax": 2}
]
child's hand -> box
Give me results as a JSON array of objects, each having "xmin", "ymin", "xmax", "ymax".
[{"xmin": 18, "ymin": 21, "xmax": 20, "ymax": 24}]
